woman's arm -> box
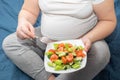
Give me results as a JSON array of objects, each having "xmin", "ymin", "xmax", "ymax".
[
  {"xmin": 19, "ymin": 0, "xmax": 40, "ymax": 25},
  {"xmin": 17, "ymin": 0, "xmax": 40, "ymax": 39},
  {"xmin": 81, "ymin": 0, "xmax": 117, "ymax": 51}
]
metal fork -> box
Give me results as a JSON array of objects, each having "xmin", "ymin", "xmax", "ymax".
[{"xmin": 29, "ymin": 36, "xmax": 54, "ymax": 50}]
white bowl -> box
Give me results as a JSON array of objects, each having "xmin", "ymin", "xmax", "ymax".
[{"xmin": 44, "ymin": 39, "xmax": 87, "ymax": 74}]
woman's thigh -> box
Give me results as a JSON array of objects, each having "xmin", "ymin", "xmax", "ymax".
[{"xmin": 2, "ymin": 27, "xmax": 51, "ymax": 80}]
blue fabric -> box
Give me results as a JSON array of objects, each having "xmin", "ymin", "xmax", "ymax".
[
  {"xmin": 0, "ymin": 0, "xmax": 120, "ymax": 80},
  {"xmin": 93, "ymin": 0, "xmax": 120, "ymax": 80},
  {"xmin": 0, "ymin": 0, "xmax": 40, "ymax": 80}
]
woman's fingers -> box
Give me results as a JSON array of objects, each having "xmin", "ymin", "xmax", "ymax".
[
  {"xmin": 81, "ymin": 38, "xmax": 92, "ymax": 52},
  {"xmin": 84, "ymin": 41, "xmax": 91, "ymax": 52},
  {"xmin": 16, "ymin": 23, "xmax": 35, "ymax": 39},
  {"xmin": 21, "ymin": 24, "xmax": 35, "ymax": 38},
  {"xmin": 29, "ymin": 23, "xmax": 35, "ymax": 37},
  {"xmin": 17, "ymin": 29, "xmax": 30, "ymax": 39}
]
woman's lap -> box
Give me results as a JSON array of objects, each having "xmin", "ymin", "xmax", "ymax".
[{"xmin": 2, "ymin": 27, "xmax": 110, "ymax": 80}]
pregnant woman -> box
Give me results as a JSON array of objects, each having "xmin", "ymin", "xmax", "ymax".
[{"xmin": 2, "ymin": 0, "xmax": 116, "ymax": 80}]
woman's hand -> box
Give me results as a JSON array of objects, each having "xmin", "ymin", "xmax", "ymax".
[
  {"xmin": 81, "ymin": 37, "xmax": 92, "ymax": 52},
  {"xmin": 16, "ymin": 19, "xmax": 35, "ymax": 40},
  {"xmin": 16, "ymin": 0, "xmax": 40, "ymax": 40}
]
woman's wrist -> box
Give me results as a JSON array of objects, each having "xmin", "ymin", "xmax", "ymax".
[
  {"xmin": 18, "ymin": 10, "xmax": 37, "ymax": 25},
  {"xmin": 81, "ymin": 34, "xmax": 94, "ymax": 43}
]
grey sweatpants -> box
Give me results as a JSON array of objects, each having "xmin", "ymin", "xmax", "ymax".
[{"xmin": 2, "ymin": 27, "xmax": 110, "ymax": 80}]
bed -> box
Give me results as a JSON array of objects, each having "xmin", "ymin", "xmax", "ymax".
[{"xmin": 0, "ymin": 0, "xmax": 120, "ymax": 80}]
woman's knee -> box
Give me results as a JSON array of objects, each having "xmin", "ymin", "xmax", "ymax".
[
  {"xmin": 2, "ymin": 33, "xmax": 16, "ymax": 51},
  {"xmin": 2, "ymin": 33, "xmax": 23, "ymax": 56},
  {"xmin": 90, "ymin": 40, "xmax": 110, "ymax": 65}
]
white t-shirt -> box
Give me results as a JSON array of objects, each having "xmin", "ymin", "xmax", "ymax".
[{"xmin": 39, "ymin": 0, "xmax": 104, "ymax": 40}]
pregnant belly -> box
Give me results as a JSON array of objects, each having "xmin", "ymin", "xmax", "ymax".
[{"xmin": 41, "ymin": 14, "xmax": 97, "ymax": 40}]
